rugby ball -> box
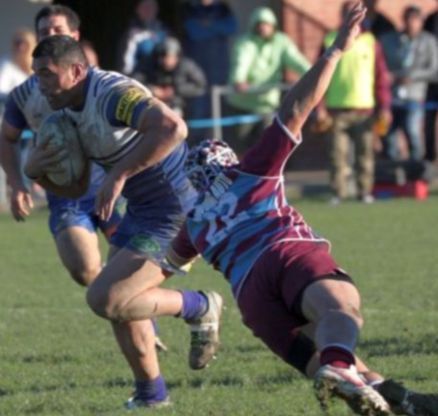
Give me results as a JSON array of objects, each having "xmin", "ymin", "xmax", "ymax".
[{"xmin": 36, "ymin": 112, "xmax": 85, "ymax": 187}]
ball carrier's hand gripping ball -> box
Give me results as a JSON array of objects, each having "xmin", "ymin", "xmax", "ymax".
[{"xmin": 36, "ymin": 112, "xmax": 85, "ymax": 186}]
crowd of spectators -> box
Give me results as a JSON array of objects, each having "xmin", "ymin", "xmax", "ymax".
[
  {"xmin": 1, "ymin": 0, "xmax": 438, "ymax": 204},
  {"xmin": 380, "ymin": 6, "xmax": 438, "ymax": 162}
]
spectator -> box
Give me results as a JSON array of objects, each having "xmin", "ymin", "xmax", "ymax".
[
  {"xmin": 226, "ymin": 6, "xmax": 310, "ymax": 155},
  {"xmin": 317, "ymin": 0, "xmax": 391, "ymax": 204},
  {"xmin": 362, "ymin": 0, "xmax": 396, "ymax": 38},
  {"xmin": 118, "ymin": 0, "xmax": 167, "ymax": 75},
  {"xmin": 380, "ymin": 5, "xmax": 438, "ymax": 162},
  {"xmin": 181, "ymin": 0, "xmax": 238, "ymax": 118},
  {"xmin": 0, "ymin": 29, "xmax": 37, "ymax": 196},
  {"xmin": 80, "ymin": 40, "xmax": 99, "ymax": 67},
  {"xmin": 140, "ymin": 37, "xmax": 207, "ymax": 116},
  {"xmin": 0, "ymin": 29, "xmax": 36, "ymax": 100},
  {"xmin": 423, "ymin": 0, "xmax": 438, "ymax": 161}
]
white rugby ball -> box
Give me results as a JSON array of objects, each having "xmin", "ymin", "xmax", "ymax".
[{"xmin": 37, "ymin": 112, "xmax": 85, "ymax": 187}]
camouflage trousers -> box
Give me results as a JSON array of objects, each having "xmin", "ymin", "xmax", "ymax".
[{"xmin": 328, "ymin": 111, "xmax": 375, "ymax": 199}]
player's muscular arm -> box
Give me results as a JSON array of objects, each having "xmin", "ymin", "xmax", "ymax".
[
  {"xmin": 112, "ymin": 98, "xmax": 187, "ymax": 180},
  {"xmin": 0, "ymin": 121, "xmax": 34, "ymax": 221},
  {"xmin": 96, "ymin": 98, "xmax": 187, "ymax": 221},
  {"xmin": 278, "ymin": 2, "xmax": 366, "ymax": 137}
]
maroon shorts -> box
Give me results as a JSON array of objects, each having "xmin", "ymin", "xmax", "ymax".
[{"xmin": 236, "ymin": 240, "xmax": 352, "ymax": 371}]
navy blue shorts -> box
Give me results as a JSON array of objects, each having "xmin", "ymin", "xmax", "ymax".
[
  {"xmin": 48, "ymin": 196, "xmax": 123, "ymax": 237},
  {"xmin": 110, "ymin": 207, "xmax": 186, "ymax": 260}
]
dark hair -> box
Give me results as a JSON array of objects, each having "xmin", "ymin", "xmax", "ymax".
[
  {"xmin": 33, "ymin": 35, "xmax": 88, "ymax": 66},
  {"xmin": 35, "ymin": 5, "xmax": 81, "ymax": 32},
  {"xmin": 154, "ymin": 37, "xmax": 181, "ymax": 56},
  {"xmin": 404, "ymin": 5, "xmax": 422, "ymax": 20}
]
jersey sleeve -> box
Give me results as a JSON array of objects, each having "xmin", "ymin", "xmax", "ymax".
[
  {"xmin": 102, "ymin": 83, "xmax": 153, "ymax": 129},
  {"xmin": 164, "ymin": 222, "xmax": 199, "ymax": 274},
  {"xmin": 4, "ymin": 93, "xmax": 28, "ymax": 130},
  {"xmin": 239, "ymin": 116, "xmax": 302, "ymax": 176}
]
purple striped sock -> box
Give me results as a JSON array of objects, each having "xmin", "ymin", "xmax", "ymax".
[
  {"xmin": 180, "ymin": 291, "xmax": 208, "ymax": 321},
  {"xmin": 135, "ymin": 375, "xmax": 167, "ymax": 403}
]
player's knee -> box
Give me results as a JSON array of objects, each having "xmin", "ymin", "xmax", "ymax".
[
  {"xmin": 68, "ymin": 265, "xmax": 100, "ymax": 287},
  {"xmin": 327, "ymin": 304, "xmax": 364, "ymax": 330},
  {"xmin": 341, "ymin": 304, "xmax": 363, "ymax": 328},
  {"xmin": 86, "ymin": 284, "xmax": 146, "ymax": 322},
  {"xmin": 86, "ymin": 284, "xmax": 113, "ymax": 319}
]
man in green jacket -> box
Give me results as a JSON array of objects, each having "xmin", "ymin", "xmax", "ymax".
[{"xmin": 226, "ymin": 7, "xmax": 310, "ymax": 155}]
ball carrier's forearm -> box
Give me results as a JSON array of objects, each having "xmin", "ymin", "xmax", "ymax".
[
  {"xmin": 110, "ymin": 100, "xmax": 188, "ymax": 182},
  {"xmin": 278, "ymin": 2, "xmax": 366, "ymax": 137}
]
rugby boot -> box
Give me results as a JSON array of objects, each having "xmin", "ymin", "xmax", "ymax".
[
  {"xmin": 315, "ymin": 364, "xmax": 391, "ymax": 415},
  {"xmin": 185, "ymin": 291, "xmax": 223, "ymax": 370}
]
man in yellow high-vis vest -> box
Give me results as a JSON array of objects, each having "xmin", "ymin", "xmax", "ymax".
[{"xmin": 318, "ymin": 1, "xmax": 392, "ymax": 204}]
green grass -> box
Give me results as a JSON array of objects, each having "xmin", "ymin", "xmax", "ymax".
[{"xmin": 1, "ymin": 196, "xmax": 438, "ymax": 415}]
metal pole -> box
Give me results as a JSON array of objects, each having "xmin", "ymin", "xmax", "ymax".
[
  {"xmin": 211, "ymin": 85, "xmax": 223, "ymax": 141},
  {"xmin": 0, "ymin": 167, "xmax": 7, "ymax": 210}
]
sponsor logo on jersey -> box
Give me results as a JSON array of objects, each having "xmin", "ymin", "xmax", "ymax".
[{"xmin": 115, "ymin": 88, "xmax": 146, "ymax": 125}]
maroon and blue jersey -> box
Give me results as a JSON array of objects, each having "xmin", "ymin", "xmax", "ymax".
[{"xmin": 169, "ymin": 117, "xmax": 329, "ymax": 297}]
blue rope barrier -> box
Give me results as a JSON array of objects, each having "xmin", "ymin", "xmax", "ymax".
[
  {"xmin": 19, "ymin": 100, "xmax": 438, "ymax": 138},
  {"xmin": 187, "ymin": 113, "xmax": 263, "ymax": 129},
  {"xmin": 186, "ymin": 101, "xmax": 438, "ymax": 129}
]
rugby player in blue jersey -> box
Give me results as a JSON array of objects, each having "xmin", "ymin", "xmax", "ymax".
[
  {"xmin": 0, "ymin": 5, "xmax": 117, "ymax": 289},
  {"xmin": 1, "ymin": 7, "xmax": 221, "ymax": 410}
]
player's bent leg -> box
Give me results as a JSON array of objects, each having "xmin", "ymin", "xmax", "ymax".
[
  {"xmin": 86, "ymin": 248, "xmax": 169, "ymax": 320},
  {"xmin": 87, "ymin": 246, "xmax": 220, "ymax": 371},
  {"xmin": 86, "ymin": 248, "xmax": 173, "ymax": 407},
  {"xmin": 301, "ymin": 279, "xmax": 390, "ymax": 415},
  {"xmin": 55, "ymin": 226, "xmax": 102, "ymax": 286},
  {"xmin": 111, "ymin": 320, "xmax": 171, "ymax": 409},
  {"xmin": 302, "ymin": 338, "xmax": 437, "ymax": 416},
  {"xmin": 301, "ymin": 278, "xmax": 363, "ymax": 351}
]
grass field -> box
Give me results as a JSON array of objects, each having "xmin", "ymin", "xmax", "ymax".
[{"xmin": 1, "ymin": 195, "xmax": 438, "ymax": 415}]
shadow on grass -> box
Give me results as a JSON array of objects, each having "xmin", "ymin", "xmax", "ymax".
[
  {"xmin": 0, "ymin": 389, "xmax": 10, "ymax": 397},
  {"xmin": 22, "ymin": 353, "xmax": 78, "ymax": 365},
  {"xmin": 361, "ymin": 333, "xmax": 438, "ymax": 357}
]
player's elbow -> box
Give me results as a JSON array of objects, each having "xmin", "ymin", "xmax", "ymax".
[{"xmin": 168, "ymin": 114, "xmax": 188, "ymax": 145}]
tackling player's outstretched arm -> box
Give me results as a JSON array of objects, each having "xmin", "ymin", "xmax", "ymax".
[{"xmin": 277, "ymin": 2, "xmax": 366, "ymax": 137}]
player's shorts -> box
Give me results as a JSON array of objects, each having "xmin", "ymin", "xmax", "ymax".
[
  {"xmin": 236, "ymin": 240, "xmax": 353, "ymax": 370},
  {"xmin": 47, "ymin": 163, "xmax": 122, "ymax": 237},
  {"xmin": 110, "ymin": 206, "xmax": 186, "ymax": 261},
  {"xmin": 48, "ymin": 196, "xmax": 123, "ymax": 237}
]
